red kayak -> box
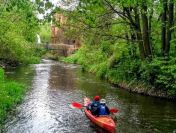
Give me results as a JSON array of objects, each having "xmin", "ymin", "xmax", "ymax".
[{"xmin": 83, "ymin": 97, "xmax": 116, "ymax": 133}]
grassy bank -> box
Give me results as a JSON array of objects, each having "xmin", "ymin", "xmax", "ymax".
[
  {"xmin": 0, "ymin": 68, "xmax": 26, "ymax": 129},
  {"xmin": 62, "ymin": 44, "xmax": 176, "ymax": 99}
]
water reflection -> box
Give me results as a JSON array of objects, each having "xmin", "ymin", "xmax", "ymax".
[{"xmin": 48, "ymin": 64, "xmax": 75, "ymax": 91}]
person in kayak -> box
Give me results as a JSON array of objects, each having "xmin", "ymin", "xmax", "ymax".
[
  {"xmin": 98, "ymin": 99, "xmax": 110, "ymax": 116},
  {"xmin": 87, "ymin": 95, "xmax": 100, "ymax": 116}
]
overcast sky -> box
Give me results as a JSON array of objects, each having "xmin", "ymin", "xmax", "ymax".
[{"xmin": 36, "ymin": 0, "xmax": 78, "ymax": 19}]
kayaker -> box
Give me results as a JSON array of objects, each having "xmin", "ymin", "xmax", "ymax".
[
  {"xmin": 98, "ymin": 99, "xmax": 110, "ymax": 116},
  {"xmin": 87, "ymin": 95, "xmax": 100, "ymax": 116}
]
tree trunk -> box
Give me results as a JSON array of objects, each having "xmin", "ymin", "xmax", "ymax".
[
  {"xmin": 161, "ymin": 0, "xmax": 168, "ymax": 56},
  {"xmin": 134, "ymin": 7, "xmax": 145, "ymax": 59},
  {"xmin": 141, "ymin": 1, "xmax": 152, "ymax": 58},
  {"xmin": 166, "ymin": 0, "xmax": 174, "ymax": 56},
  {"xmin": 149, "ymin": 5, "xmax": 154, "ymax": 55}
]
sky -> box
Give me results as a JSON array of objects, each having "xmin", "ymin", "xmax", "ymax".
[{"xmin": 37, "ymin": 0, "xmax": 79, "ymax": 19}]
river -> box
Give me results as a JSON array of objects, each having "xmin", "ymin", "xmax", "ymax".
[{"xmin": 3, "ymin": 59, "xmax": 176, "ymax": 133}]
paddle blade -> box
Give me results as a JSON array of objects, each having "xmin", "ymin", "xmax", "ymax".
[
  {"xmin": 71, "ymin": 102, "xmax": 83, "ymax": 109},
  {"xmin": 110, "ymin": 108, "xmax": 119, "ymax": 113}
]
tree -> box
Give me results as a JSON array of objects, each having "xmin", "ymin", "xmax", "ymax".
[{"xmin": 0, "ymin": 0, "xmax": 40, "ymax": 64}]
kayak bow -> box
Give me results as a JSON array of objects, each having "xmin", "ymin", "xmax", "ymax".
[{"xmin": 84, "ymin": 97, "xmax": 116, "ymax": 133}]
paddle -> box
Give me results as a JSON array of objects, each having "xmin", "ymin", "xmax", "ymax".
[
  {"xmin": 71, "ymin": 102, "xmax": 85, "ymax": 109},
  {"xmin": 109, "ymin": 108, "xmax": 118, "ymax": 113},
  {"xmin": 71, "ymin": 102, "xmax": 118, "ymax": 113}
]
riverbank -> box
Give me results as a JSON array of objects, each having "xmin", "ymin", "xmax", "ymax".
[
  {"xmin": 113, "ymin": 81, "xmax": 176, "ymax": 100},
  {"xmin": 0, "ymin": 68, "xmax": 26, "ymax": 130},
  {"xmin": 63, "ymin": 61, "xmax": 176, "ymax": 100},
  {"xmin": 61, "ymin": 45, "xmax": 176, "ymax": 100}
]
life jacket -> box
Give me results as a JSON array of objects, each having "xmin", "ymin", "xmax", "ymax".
[
  {"xmin": 90, "ymin": 101, "xmax": 100, "ymax": 115},
  {"xmin": 99, "ymin": 104, "xmax": 109, "ymax": 115}
]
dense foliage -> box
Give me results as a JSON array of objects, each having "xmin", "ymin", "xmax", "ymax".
[
  {"xmin": 0, "ymin": 0, "xmax": 41, "ymax": 65},
  {"xmin": 61, "ymin": 0, "xmax": 176, "ymax": 97}
]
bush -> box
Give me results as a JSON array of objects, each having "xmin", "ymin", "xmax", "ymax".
[{"xmin": 139, "ymin": 57, "xmax": 176, "ymax": 95}]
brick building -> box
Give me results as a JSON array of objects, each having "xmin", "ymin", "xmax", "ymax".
[
  {"xmin": 51, "ymin": 14, "xmax": 80, "ymax": 49},
  {"xmin": 50, "ymin": 13, "xmax": 80, "ymax": 56}
]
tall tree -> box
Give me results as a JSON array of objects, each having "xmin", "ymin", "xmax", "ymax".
[
  {"xmin": 141, "ymin": 0, "xmax": 152, "ymax": 58},
  {"xmin": 161, "ymin": 0, "xmax": 168, "ymax": 56},
  {"xmin": 166, "ymin": 0, "xmax": 174, "ymax": 56},
  {"xmin": 134, "ymin": 6, "xmax": 145, "ymax": 59}
]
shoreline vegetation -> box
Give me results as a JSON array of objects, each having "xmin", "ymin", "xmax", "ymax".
[
  {"xmin": 0, "ymin": 68, "xmax": 27, "ymax": 130},
  {"xmin": 61, "ymin": 45, "xmax": 176, "ymax": 100},
  {"xmin": 0, "ymin": 0, "xmax": 48, "ymax": 129},
  {"xmin": 115, "ymin": 82, "xmax": 175, "ymax": 99},
  {"xmin": 63, "ymin": 58, "xmax": 176, "ymax": 100}
]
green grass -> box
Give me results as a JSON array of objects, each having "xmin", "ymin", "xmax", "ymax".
[{"xmin": 0, "ymin": 68, "xmax": 26, "ymax": 128}]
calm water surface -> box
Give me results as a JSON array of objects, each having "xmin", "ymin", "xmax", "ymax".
[{"xmin": 3, "ymin": 59, "xmax": 176, "ymax": 133}]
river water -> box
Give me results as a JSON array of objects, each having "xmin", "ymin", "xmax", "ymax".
[{"xmin": 3, "ymin": 59, "xmax": 176, "ymax": 133}]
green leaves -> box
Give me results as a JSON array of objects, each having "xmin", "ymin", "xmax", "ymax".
[
  {"xmin": 61, "ymin": 0, "xmax": 176, "ymax": 97},
  {"xmin": 39, "ymin": 23, "xmax": 51, "ymax": 43},
  {"xmin": 139, "ymin": 57, "xmax": 176, "ymax": 94},
  {"xmin": 0, "ymin": 0, "xmax": 40, "ymax": 64}
]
